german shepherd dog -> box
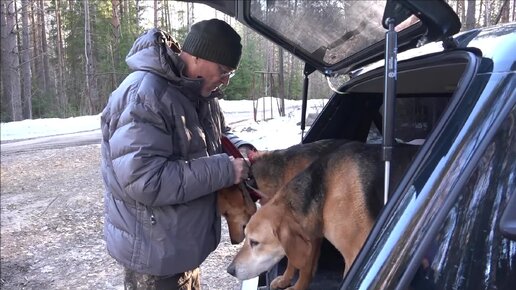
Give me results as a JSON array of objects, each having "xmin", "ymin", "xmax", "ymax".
[
  {"xmin": 219, "ymin": 139, "xmax": 351, "ymax": 244},
  {"xmin": 227, "ymin": 141, "xmax": 418, "ymax": 290},
  {"xmin": 249, "ymin": 139, "xmax": 351, "ymax": 205}
]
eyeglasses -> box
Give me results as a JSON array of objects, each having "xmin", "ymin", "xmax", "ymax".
[{"xmin": 217, "ymin": 64, "xmax": 236, "ymax": 79}]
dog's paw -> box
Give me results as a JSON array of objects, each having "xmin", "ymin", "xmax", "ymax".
[{"xmin": 270, "ymin": 275, "xmax": 292, "ymax": 289}]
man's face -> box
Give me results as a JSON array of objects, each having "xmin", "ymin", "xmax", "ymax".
[{"xmin": 193, "ymin": 57, "xmax": 236, "ymax": 97}]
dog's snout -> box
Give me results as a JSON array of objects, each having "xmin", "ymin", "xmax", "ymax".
[
  {"xmin": 227, "ymin": 263, "xmax": 236, "ymax": 276},
  {"xmin": 230, "ymin": 238, "xmax": 239, "ymax": 245}
]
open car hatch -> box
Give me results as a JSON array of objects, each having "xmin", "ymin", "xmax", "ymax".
[{"xmin": 182, "ymin": 0, "xmax": 460, "ymax": 76}]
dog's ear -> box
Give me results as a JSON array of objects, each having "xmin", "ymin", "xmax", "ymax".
[{"xmin": 277, "ymin": 216, "xmax": 311, "ymax": 268}]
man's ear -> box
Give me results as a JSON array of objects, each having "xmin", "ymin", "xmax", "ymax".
[{"xmin": 277, "ymin": 216, "xmax": 311, "ymax": 268}]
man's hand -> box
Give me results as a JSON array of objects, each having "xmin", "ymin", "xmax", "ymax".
[{"xmin": 230, "ymin": 157, "xmax": 249, "ymax": 184}]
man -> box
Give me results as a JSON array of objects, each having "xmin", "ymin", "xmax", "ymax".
[{"xmin": 101, "ymin": 19, "xmax": 254, "ymax": 290}]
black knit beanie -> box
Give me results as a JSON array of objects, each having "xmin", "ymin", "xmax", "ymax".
[{"xmin": 182, "ymin": 19, "xmax": 242, "ymax": 69}]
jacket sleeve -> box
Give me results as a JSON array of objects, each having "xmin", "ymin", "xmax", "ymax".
[
  {"xmin": 109, "ymin": 101, "xmax": 236, "ymax": 207},
  {"xmin": 224, "ymin": 131, "xmax": 256, "ymax": 151}
]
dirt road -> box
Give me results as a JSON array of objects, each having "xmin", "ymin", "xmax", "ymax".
[{"xmin": 0, "ymin": 140, "xmax": 242, "ymax": 289}]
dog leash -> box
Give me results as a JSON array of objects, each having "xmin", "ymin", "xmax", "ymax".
[{"xmin": 221, "ymin": 135, "xmax": 261, "ymax": 202}]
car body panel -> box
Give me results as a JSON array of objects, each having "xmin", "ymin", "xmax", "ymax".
[{"xmin": 460, "ymin": 24, "xmax": 516, "ymax": 73}]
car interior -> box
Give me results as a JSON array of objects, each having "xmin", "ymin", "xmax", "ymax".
[{"xmin": 304, "ymin": 50, "xmax": 476, "ymax": 144}]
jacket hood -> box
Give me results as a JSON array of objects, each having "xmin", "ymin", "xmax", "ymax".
[
  {"xmin": 126, "ymin": 28, "xmax": 183, "ymax": 81},
  {"xmin": 125, "ymin": 28, "xmax": 222, "ymax": 101}
]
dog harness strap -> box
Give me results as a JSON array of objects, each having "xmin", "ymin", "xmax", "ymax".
[
  {"xmin": 221, "ymin": 135, "xmax": 244, "ymax": 159},
  {"xmin": 221, "ymin": 135, "xmax": 261, "ymax": 202}
]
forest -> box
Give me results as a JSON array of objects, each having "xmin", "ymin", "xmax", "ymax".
[{"xmin": 1, "ymin": 0, "xmax": 515, "ymax": 122}]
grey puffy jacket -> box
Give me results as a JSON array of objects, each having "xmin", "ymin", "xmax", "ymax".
[{"xmin": 101, "ymin": 28, "xmax": 243, "ymax": 275}]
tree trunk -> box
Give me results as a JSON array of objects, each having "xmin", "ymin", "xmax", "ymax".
[
  {"xmin": 111, "ymin": 0, "xmax": 121, "ymax": 88},
  {"xmin": 38, "ymin": 0, "xmax": 51, "ymax": 93},
  {"xmin": 55, "ymin": 0, "xmax": 67, "ymax": 116},
  {"xmin": 119, "ymin": 0, "xmax": 124, "ymax": 29},
  {"xmin": 1, "ymin": 1, "xmax": 11, "ymax": 121},
  {"xmin": 84, "ymin": 0, "xmax": 98, "ymax": 114},
  {"xmin": 187, "ymin": 2, "xmax": 194, "ymax": 30},
  {"xmin": 456, "ymin": 0, "xmax": 466, "ymax": 25},
  {"xmin": 277, "ymin": 47, "xmax": 286, "ymax": 116},
  {"xmin": 494, "ymin": 0, "xmax": 510, "ymax": 24},
  {"xmin": 154, "ymin": 0, "xmax": 159, "ymax": 27},
  {"xmin": 484, "ymin": 0, "xmax": 490, "ymax": 26},
  {"xmin": 31, "ymin": 0, "xmax": 43, "ymax": 94},
  {"xmin": 135, "ymin": 0, "xmax": 140, "ymax": 31},
  {"xmin": 161, "ymin": 0, "xmax": 166, "ymax": 29},
  {"xmin": 287, "ymin": 53, "xmax": 296, "ymax": 99},
  {"xmin": 479, "ymin": 0, "xmax": 484, "ymax": 26},
  {"xmin": 21, "ymin": 0, "xmax": 33, "ymax": 119},
  {"xmin": 165, "ymin": 0, "xmax": 172, "ymax": 32},
  {"xmin": 4, "ymin": 0, "xmax": 23, "ymax": 121},
  {"xmin": 465, "ymin": 0, "xmax": 476, "ymax": 30},
  {"xmin": 461, "ymin": 0, "xmax": 466, "ymax": 25}
]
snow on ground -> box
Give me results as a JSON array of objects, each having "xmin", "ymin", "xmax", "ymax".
[
  {"xmin": 1, "ymin": 98, "xmax": 328, "ymax": 150},
  {"xmin": 0, "ymin": 114, "xmax": 102, "ymax": 142}
]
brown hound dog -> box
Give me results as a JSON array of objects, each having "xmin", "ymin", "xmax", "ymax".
[
  {"xmin": 218, "ymin": 184, "xmax": 257, "ymax": 244},
  {"xmin": 227, "ymin": 141, "xmax": 418, "ymax": 290},
  {"xmin": 218, "ymin": 139, "xmax": 348, "ymax": 244}
]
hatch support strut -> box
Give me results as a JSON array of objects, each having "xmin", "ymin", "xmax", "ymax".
[
  {"xmin": 383, "ymin": 18, "xmax": 398, "ymax": 205},
  {"xmin": 300, "ymin": 63, "xmax": 316, "ymax": 142}
]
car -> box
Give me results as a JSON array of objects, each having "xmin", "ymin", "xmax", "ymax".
[{"xmin": 181, "ymin": 0, "xmax": 516, "ymax": 289}]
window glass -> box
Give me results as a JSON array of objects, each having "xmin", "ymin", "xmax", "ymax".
[
  {"xmin": 249, "ymin": 0, "xmax": 388, "ymax": 65},
  {"xmin": 367, "ymin": 97, "xmax": 450, "ymax": 144},
  {"xmin": 406, "ymin": 109, "xmax": 516, "ymax": 290}
]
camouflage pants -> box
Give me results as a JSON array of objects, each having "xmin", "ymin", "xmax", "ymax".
[{"xmin": 124, "ymin": 267, "xmax": 200, "ymax": 290}]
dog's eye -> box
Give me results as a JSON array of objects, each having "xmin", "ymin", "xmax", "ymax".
[{"xmin": 249, "ymin": 239, "xmax": 259, "ymax": 248}]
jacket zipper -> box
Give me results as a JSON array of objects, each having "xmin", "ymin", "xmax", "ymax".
[{"xmin": 147, "ymin": 206, "xmax": 157, "ymax": 225}]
